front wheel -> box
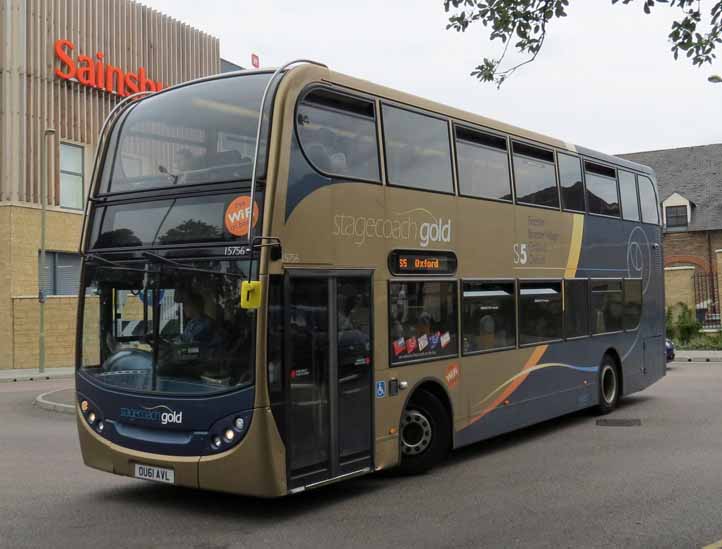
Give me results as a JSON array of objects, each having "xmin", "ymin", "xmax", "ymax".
[
  {"xmin": 596, "ymin": 355, "xmax": 620, "ymax": 415},
  {"xmin": 398, "ymin": 390, "xmax": 451, "ymax": 475}
]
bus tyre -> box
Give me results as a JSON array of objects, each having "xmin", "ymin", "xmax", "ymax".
[
  {"xmin": 398, "ymin": 390, "xmax": 451, "ymax": 475},
  {"xmin": 596, "ymin": 355, "xmax": 620, "ymax": 415}
]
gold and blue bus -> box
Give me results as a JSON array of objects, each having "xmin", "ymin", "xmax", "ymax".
[{"xmin": 76, "ymin": 61, "xmax": 665, "ymax": 496}]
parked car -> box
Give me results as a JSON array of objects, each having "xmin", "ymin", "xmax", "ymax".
[{"xmin": 665, "ymin": 338, "xmax": 676, "ymax": 362}]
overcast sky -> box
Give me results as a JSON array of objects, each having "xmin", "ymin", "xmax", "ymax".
[{"xmin": 142, "ymin": 0, "xmax": 721, "ymax": 155}]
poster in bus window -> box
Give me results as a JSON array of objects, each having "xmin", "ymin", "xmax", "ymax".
[
  {"xmin": 429, "ymin": 332, "xmax": 440, "ymax": 350},
  {"xmin": 392, "ymin": 337, "xmax": 406, "ymax": 357},
  {"xmin": 405, "ymin": 336, "xmax": 417, "ymax": 354},
  {"xmin": 440, "ymin": 332, "xmax": 451, "ymax": 349},
  {"xmin": 418, "ymin": 334, "xmax": 429, "ymax": 352}
]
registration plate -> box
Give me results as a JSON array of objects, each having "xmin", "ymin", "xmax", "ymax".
[{"xmin": 133, "ymin": 463, "xmax": 175, "ymax": 485}]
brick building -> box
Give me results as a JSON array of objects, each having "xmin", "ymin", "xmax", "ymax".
[
  {"xmin": 0, "ymin": 0, "xmax": 227, "ymax": 369},
  {"xmin": 621, "ymin": 144, "xmax": 722, "ymax": 321}
]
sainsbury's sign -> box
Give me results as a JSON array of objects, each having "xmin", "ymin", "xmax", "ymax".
[{"xmin": 54, "ymin": 38, "xmax": 165, "ymax": 97}]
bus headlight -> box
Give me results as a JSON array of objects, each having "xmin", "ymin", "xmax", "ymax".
[
  {"xmin": 88, "ymin": 412, "xmax": 96, "ymax": 425},
  {"xmin": 207, "ymin": 411, "xmax": 252, "ymax": 453}
]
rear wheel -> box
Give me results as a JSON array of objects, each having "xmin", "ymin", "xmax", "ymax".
[
  {"xmin": 596, "ymin": 355, "xmax": 620, "ymax": 415},
  {"xmin": 398, "ymin": 390, "xmax": 451, "ymax": 475}
]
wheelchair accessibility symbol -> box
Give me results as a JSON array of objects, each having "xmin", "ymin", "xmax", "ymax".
[{"xmin": 375, "ymin": 380, "xmax": 386, "ymax": 398}]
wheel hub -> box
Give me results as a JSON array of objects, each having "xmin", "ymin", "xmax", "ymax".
[
  {"xmin": 601, "ymin": 365, "xmax": 617, "ymax": 404},
  {"xmin": 401, "ymin": 409, "xmax": 432, "ymax": 456}
]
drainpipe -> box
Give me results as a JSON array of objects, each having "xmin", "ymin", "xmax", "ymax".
[{"xmin": 39, "ymin": 128, "xmax": 56, "ymax": 373}]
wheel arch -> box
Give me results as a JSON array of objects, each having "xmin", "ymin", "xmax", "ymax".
[{"xmin": 399, "ymin": 377, "xmax": 455, "ymax": 448}]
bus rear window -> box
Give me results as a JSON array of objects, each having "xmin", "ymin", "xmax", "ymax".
[
  {"xmin": 389, "ymin": 281, "xmax": 457, "ymax": 364},
  {"xmin": 297, "ymin": 89, "xmax": 380, "ymax": 182}
]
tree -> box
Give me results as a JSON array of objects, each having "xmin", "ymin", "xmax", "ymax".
[{"xmin": 444, "ymin": 0, "xmax": 722, "ymax": 87}]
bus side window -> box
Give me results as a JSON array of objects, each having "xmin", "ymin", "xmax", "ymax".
[
  {"xmin": 558, "ymin": 153, "xmax": 585, "ymax": 213},
  {"xmin": 623, "ymin": 279, "xmax": 643, "ymax": 331},
  {"xmin": 389, "ymin": 281, "xmax": 458, "ymax": 365},
  {"xmin": 619, "ymin": 170, "xmax": 640, "ymax": 222},
  {"xmin": 591, "ymin": 279, "xmax": 624, "ymax": 334},
  {"xmin": 564, "ymin": 279, "xmax": 589, "ymax": 338},
  {"xmin": 512, "ymin": 142, "xmax": 559, "ymax": 209},
  {"xmin": 637, "ymin": 175, "xmax": 660, "ymax": 224},
  {"xmin": 296, "ymin": 89, "xmax": 380, "ymax": 182},
  {"xmin": 462, "ymin": 281, "xmax": 516, "ymax": 354},
  {"xmin": 455, "ymin": 126, "xmax": 512, "ymax": 202},
  {"xmin": 518, "ymin": 281, "xmax": 563, "ymax": 345},
  {"xmin": 382, "ymin": 105, "xmax": 454, "ymax": 194},
  {"xmin": 585, "ymin": 162, "xmax": 620, "ymax": 217}
]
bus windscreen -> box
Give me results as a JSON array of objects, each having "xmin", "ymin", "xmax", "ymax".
[{"xmin": 101, "ymin": 73, "xmax": 273, "ymax": 194}]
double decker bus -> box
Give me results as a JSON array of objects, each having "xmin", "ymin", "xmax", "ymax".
[{"xmin": 76, "ymin": 61, "xmax": 665, "ymax": 496}]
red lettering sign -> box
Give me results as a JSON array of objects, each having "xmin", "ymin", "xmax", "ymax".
[{"xmin": 54, "ymin": 39, "xmax": 164, "ymax": 97}]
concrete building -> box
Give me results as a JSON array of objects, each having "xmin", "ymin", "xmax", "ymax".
[
  {"xmin": 0, "ymin": 0, "xmax": 224, "ymax": 369},
  {"xmin": 621, "ymin": 144, "xmax": 722, "ymax": 322}
]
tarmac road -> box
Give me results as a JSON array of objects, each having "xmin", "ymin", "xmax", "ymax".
[{"xmin": 2, "ymin": 363, "xmax": 722, "ymax": 549}]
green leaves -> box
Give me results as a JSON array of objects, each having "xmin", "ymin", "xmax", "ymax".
[{"xmin": 445, "ymin": 0, "xmax": 722, "ymax": 85}]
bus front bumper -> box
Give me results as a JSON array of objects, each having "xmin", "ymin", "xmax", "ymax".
[{"xmin": 77, "ymin": 405, "xmax": 288, "ymax": 497}]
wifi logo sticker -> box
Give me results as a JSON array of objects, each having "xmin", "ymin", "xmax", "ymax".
[{"xmin": 225, "ymin": 195, "xmax": 259, "ymax": 237}]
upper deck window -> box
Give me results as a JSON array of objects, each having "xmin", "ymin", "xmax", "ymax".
[
  {"xmin": 638, "ymin": 175, "xmax": 660, "ymax": 224},
  {"xmin": 512, "ymin": 142, "xmax": 559, "ymax": 208},
  {"xmin": 455, "ymin": 126, "xmax": 512, "ymax": 201},
  {"xmin": 619, "ymin": 170, "xmax": 640, "ymax": 222},
  {"xmin": 585, "ymin": 162, "xmax": 620, "ymax": 217},
  {"xmin": 102, "ymin": 73, "xmax": 273, "ymax": 194},
  {"xmin": 297, "ymin": 89, "xmax": 380, "ymax": 182},
  {"xmin": 381, "ymin": 105, "xmax": 454, "ymax": 194},
  {"xmin": 557, "ymin": 153, "xmax": 585, "ymax": 212}
]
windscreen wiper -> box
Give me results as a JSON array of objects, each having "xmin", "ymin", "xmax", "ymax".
[{"xmin": 141, "ymin": 251, "xmax": 246, "ymax": 279}]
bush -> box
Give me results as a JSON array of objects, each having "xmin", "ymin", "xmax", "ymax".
[{"xmin": 675, "ymin": 303, "xmax": 701, "ymax": 344}]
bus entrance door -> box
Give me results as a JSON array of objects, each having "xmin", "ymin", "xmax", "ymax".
[{"xmin": 285, "ymin": 271, "xmax": 374, "ymax": 491}]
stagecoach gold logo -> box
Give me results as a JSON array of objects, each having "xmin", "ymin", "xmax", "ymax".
[{"xmin": 332, "ymin": 208, "xmax": 451, "ymax": 248}]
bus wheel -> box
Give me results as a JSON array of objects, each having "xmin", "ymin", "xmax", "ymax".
[
  {"xmin": 596, "ymin": 355, "xmax": 620, "ymax": 415},
  {"xmin": 398, "ymin": 390, "xmax": 451, "ymax": 475}
]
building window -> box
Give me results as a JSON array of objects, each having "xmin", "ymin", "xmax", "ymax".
[
  {"xmin": 39, "ymin": 252, "xmax": 82, "ymax": 296},
  {"xmin": 60, "ymin": 143, "xmax": 84, "ymax": 210},
  {"xmin": 389, "ymin": 281, "xmax": 457, "ymax": 364},
  {"xmin": 666, "ymin": 205, "xmax": 687, "ymax": 228},
  {"xmin": 512, "ymin": 142, "xmax": 559, "ymax": 208},
  {"xmin": 518, "ymin": 281, "xmax": 563, "ymax": 345},
  {"xmin": 382, "ymin": 105, "xmax": 454, "ymax": 194},
  {"xmin": 462, "ymin": 281, "xmax": 516, "ymax": 354}
]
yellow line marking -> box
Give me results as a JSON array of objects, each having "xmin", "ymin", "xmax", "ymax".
[
  {"xmin": 702, "ymin": 539, "xmax": 722, "ymax": 549},
  {"xmin": 564, "ymin": 213, "xmax": 585, "ymax": 278}
]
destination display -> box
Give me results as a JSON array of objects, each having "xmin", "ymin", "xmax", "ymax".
[{"xmin": 388, "ymin": 250, "xmax": 457, "ymax": 276}]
